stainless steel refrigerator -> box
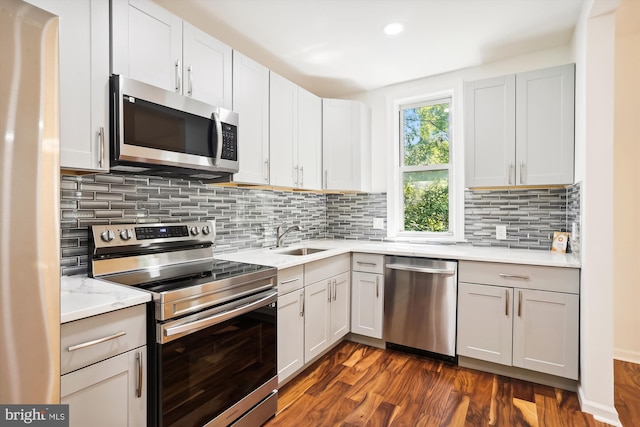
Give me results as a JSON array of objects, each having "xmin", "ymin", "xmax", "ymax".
[{"xmin": 0, "ymin": 0, "xmax": 60, "ymax": 404}]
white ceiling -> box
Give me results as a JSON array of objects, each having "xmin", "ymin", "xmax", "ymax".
[{"xmin": 155, "ymin": 0, "xmax": 586, "ymax": 98}]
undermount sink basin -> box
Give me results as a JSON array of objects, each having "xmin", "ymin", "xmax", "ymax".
[{"xmin": 275, "ymin": 247, "xmax": 328, "ymax": 256}]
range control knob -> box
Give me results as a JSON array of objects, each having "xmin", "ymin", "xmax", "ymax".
[
  {"xmin": 100, "ymin": 230, "xmax": 115, "ymax": 243},
  {"xmin": 202, "ymin": 225, "xmax": 211, "ymax": 235},
  {"xmin": 190, "ymin": 226, "xmax": 200, "ymax": 236},
  {"xmin": 120, "ymin": 229, "xmax": 133, "ymax": 241}
]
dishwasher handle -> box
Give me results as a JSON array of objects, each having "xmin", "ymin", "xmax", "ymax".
[{"xmin": 386, "ymin": 263, "xmax": 456, "ymax": 276}]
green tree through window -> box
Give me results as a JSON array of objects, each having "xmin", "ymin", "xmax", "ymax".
[{"xmin": 401, "ymin": 99, "xmax": 451, "ymax": 233}]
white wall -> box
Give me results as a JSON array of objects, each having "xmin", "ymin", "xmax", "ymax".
[
  {"xmin": 353, "ymin": 45, "xmax": 573, "ymax": 192},
  {"xmin": 572, "ymin": 0, "xmax": 620, "ymax": 425},
  {"xmin": 613, "ymin": 0, "xmax": 640, "ymax": 365}
]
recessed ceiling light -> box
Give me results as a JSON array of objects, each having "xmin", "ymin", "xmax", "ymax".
[{"xmin": 383, "ymin": 22, "xmax": 404, "ymax": 36}]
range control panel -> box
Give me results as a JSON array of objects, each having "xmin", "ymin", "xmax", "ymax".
[{"xmin": 90, "ymin": 221, "xmax": 215, "ymax": 249}]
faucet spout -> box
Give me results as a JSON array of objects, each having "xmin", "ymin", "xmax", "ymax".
[{"xmin": 276, "ymin": 224, "xmax": 302, "ymax": 248}]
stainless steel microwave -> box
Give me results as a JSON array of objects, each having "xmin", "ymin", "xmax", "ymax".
[{"xmin": 110, "ymin": 74, "xmax": 238, "ymax": 181}]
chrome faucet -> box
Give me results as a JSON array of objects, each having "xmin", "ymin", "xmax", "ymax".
[{"xmin": 276, "ymin": 224, "xmax": 302, "ymax": 247}]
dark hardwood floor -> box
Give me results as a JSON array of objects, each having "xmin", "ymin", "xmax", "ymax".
[{"xmin": 265, "ymin": 341, "xmax": 636, "ymax": 427}]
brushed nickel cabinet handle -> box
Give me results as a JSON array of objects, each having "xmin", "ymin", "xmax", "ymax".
[
  {"xmin": 280, "ymin": 277, "xmax": 300, "ymax": 285},
  {"xmin": 505, "ymin": 289, "xmax": 509, "ymax": 316},
  {"xmin": 299, "ymin": 293, "xmax": 304, "ymax": 317},
  {"xmin": 300, "ymin": 166, "xmax": 304, "ymax": 187},
  {"xmin": 509, "ymin": 162, "xmax": 514, "ymax": 185},
  {"xmin": 376, "ymin": 276, "xmax": 379, "ymax": 298},
  {"xmin": 136, "ymin": 351, "xmax": 143, "ymax": 398},
  {"xmin": 499, "ymin": 273, "xmax": 530, "ymax": 280},
  {"xmin": 187, "ymin": 65, "xmax": 193, "ymax": 96},
  {"xmin": 357, "ymin": 261, "xmax": 377, "ymax": 267},
  {"xmin": 98, "ymin": 127, "xmax": 105, "ymax": 168},
  {"xmin": 175, "ymin": 60, "xmax": 182, "ymax": 93},
  {"xmin": 520, "ymin": 161, "xmax": 525, "ymax": 184},
  {"xmin": 294, "ymin": 165, "xmax": 299, "ymax": 186},
  {"xmin": 327, "ymin": 281, "xmax": 332, "ymax": 302},
  {"xmin": 324, "ymin": 170, "xmax": 328, "ymax": 188},
  {"xmin": 68, "ymin": 331, "xmax": 127, "ymax": 352},
  {"xmin": 264, "ymin": 159, "xmax": 269, "ymax": 182},
  {"xmin": 518, "ymin": 291, "xmax": 522, "ymax": 317}
]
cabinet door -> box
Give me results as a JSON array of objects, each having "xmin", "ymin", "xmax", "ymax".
[
  {"xmin": 232, "ymin": 52, "xmax": 270, "ymax": 184},
  {"xmin": 28, "ymin": 0, "xmax": 109, "ymax": 172},
  {"xmin": 297, "ymin": 87, "xmax": 322, "ymax": 190},
  {"xmin": 304, "ymin": 280, "xmax": 331, "ymax": 362},
  {"xmin": 351, "ymin": 271, "xmax": 383, "ymax": 339},
  {"xmin": 457, "ymin": 282, "xmax": 512, "ymax": 366},
  {"xmin": 515, "ymin": 64, "xmax": 575, "ymax": 185},
  {"xmin": 183, "ymin": 22, "xmax": 232, "ymax": 109},
  {"xmin": 330, "ymin": 272, "xmax": 351, "ymax": 343},
  {"xmin": 111, "ymin": 0, "xmax": 182, "ymax": 92},
  {"xmin": 269, "ymin": 72, "xmax": 297, "ymax": 187},
  {"xmin": 323, "ymin": 99, "xmax": 358, "ymax": 191},
  {"xmin": 277, "ymin": 290, "xmax": 305, "ymax": 384},
  {"xmin": 464, "ymin": 75, "xmax": 516, "ymax": 187},
  {"xmin": 61, "ymin": 347, "xmax": 146, "ymax": 427},
  {"xmin": 512, "ymin": 289, "xmax": 579, "ymax": 379}
]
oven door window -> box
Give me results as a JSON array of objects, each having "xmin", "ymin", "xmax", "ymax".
[
  {"xmin": 159, "ymin": 305, "xmax": 276, "ymax": 427},
  {"xmin": 123, "ymin": 97, "xmax": 215, "ymax": 157}
]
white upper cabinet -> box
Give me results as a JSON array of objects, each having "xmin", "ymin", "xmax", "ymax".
[
  {"xmin": 322, "ymin": 99, "xmax": 371, "ymax": 192},
  {"xmin": 296, "ymin": 87, "xmax": 322, "ymax": 190},
  {"xmin": 464, "ymin": 63, "xmax": 575, "ymax": 187},
  {"xmin": 232, "ymin": 52, "xmax": 270, "ymax": 185},
  {"xmin": 464, "ymin": 75, "xmax": 516, "ymax": 187},
  {"xmin": 111, "ymin": 0, "xmax": 232, "ymax": 109},
  {"xmin": 27, "ymin": 0, "xmax": 110, "ymax": 172},
  {"xmin": 269, "ymin": 72, "xmax": 298, "ymax": 187},
  {"xmin": 269, "ymin": 72, "xmax": 322, "ymax": 190},
  {"xmin": 515, "ymin": 64, "xmax": 575, "ymax": 186},
  {"xmin": 111, "ymin": 0, "xmax": 181, "ymax": 93},
  {"xmin": 182, "ymin": 22, "xmax": 232, "ymax": 109}
]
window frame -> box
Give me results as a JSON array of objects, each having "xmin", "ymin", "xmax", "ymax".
[{"xmin": 387, "ymin": 87, "xmax": 464, "ymax": 242}]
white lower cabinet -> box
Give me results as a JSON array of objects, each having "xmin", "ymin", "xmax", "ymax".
[
  {"xmin": 351, "ymin": 253, "xmax": 384, "ymax": 339},
  {"xmin": 304, "ymin": 279, "xmax": 332, "ymax": 361},
  {"xmin": 512, "ymin": 288, "xmax": 579, "ymax": 378},
  {"xmin": 60, "ymin": 305, "xmax": 147, "ymax": 427},
  {"xmin": 276, "ymin": 266, "xmax": 305, "ymax": 384},
  {"xmin": 61, "ymin": 348, "xmax": 146, "ymax": 427},
  {"xmin": 457, "ymin": 261, "xmax": 579, "ymax": 380}
]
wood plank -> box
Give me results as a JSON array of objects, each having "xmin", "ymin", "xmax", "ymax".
[{"xmin": 264, "ymin": 342, "xmax": 619, "ymax": 427}]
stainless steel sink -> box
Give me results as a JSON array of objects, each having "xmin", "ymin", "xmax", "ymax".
[{"xmin": 275, "ymin": 247, "xmax": 328, "ymax": 256}]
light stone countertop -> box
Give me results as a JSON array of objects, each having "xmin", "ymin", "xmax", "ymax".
[
  {"xmin": 215, "ymin": 240, "xmax": 581, "ymax": 269},
  {"xmin": 61, "ymin": 241, "xmax": 578, "ymax": 323},
  {"xmin": 61, "ymin": 275, "xmax": 151, "ymax": 324}
]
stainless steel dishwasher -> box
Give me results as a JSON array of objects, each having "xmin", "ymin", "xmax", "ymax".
[{"xmin": 384, "ymin": 256, "xmax": 458, "ymax": 360}]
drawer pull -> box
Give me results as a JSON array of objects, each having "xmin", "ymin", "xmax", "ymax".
[
  {"xmin": 68, "ymin": 331, "xmax": 127, "ymax": 352},
  {"xmin": 357, "ymin": 261, "xmax": 377, "ymax": 267},
  {"xmin": 376, "ymin": 276, "xmax": 380, "ymax": 298},
  {"xmin": 280, "ymin": 277, "xmax": 300, "ymax": 285},
  {"xmin": 299, "ymin": 293, "xmax": 305, "ymax": 317},
  {"xmin": 136, "ymin": 351, "xmax": 143, "ymax": 398},
  {"xmin": 498, "ymin": 273, "xmax": 530, "ymax": 280}
]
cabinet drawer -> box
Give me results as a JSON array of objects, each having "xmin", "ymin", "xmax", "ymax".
[
  {"xmin": 459, "ymin": 261, "xmax": 579, "ymax": 294},
  {"xmin": 352, "ymin": 253, "xmax": 384, "ymax": 274},
  {"xmin": 61, "ymin": 304, "xmax": 146, "ymax": 375},
  {"xmin": 278, "ymin": 265, "xmax": 304, "ymax": 295},
  {"xmin": 305, "ymin": 253, "xmax": 350, "ymax": 285}
]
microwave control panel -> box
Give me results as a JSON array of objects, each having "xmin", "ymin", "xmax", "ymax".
[{"xmin": 221, "ymin": 123, "xmax": 237, "ymax": 161}]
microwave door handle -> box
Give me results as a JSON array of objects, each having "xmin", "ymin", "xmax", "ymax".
[{"xmin": 212, "ymin": 111, "xmax": 223, "ymax": 167}]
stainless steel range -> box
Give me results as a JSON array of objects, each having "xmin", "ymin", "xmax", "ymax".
[{"xmin": 89, "ymin": 221, "xmax": 278, "ymax": 427}]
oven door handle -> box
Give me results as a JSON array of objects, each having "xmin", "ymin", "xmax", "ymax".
[{"xmin": 163, "ymin": 290, "xmax": 277, "ymax": 339}]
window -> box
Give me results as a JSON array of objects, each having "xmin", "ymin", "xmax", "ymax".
[{"xmin": 396, "ymin": 96, "xmax": 455, "ymax": 238}]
